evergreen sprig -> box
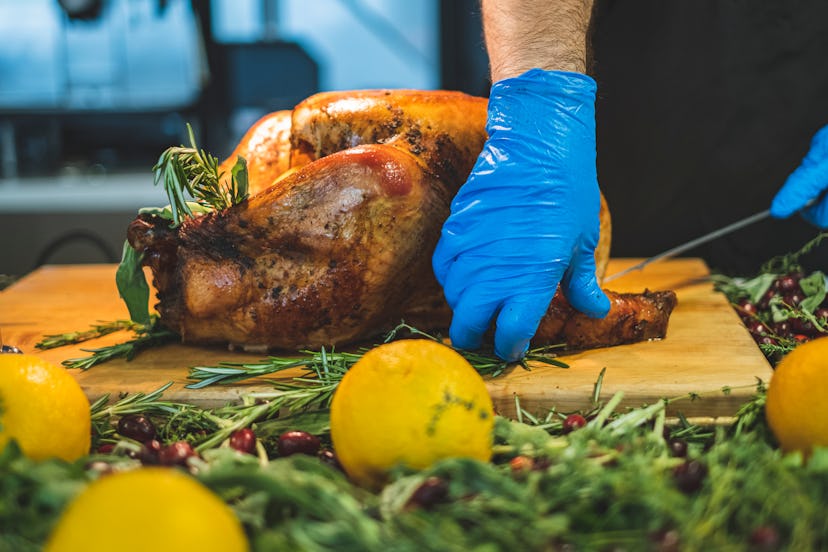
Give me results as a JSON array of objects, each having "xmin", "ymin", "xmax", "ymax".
[{"xmin": 153, "ymin": 123, "xmax": 249, "ymax": 227}]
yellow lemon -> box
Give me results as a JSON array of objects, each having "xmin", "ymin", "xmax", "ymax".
[
  {"xmin": 766, "ymin": 336, "xmax": 828, "ymax": 456},
  {"xmin": 0, "ymin": 354, "xmax": 90, "ymax": 462},
  {"xmin": 45, "ymin": 467, "xmax": 249, "ymax": 552},
  {"xmin": 330, "ymin": 339, "xmax": 494, "ymax": 488}
]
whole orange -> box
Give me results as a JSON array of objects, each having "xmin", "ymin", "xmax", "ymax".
[
  {"xmin": 0, "ymin": 354, "xmax": 90, "ymax": 461},
  {"xmin": 765, "ymin": 336, "xmax": 828, "ymax": 456},
  {"xmin": 45, "ymin": 467, "xmax": 249, "ymax": 552},
  {"xmin": 330, "ymin": 339, "xmax": 494, "ymax": 489}
]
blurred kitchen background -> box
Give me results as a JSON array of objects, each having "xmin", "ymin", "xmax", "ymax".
[
  {"xmin": 3, "ymin": 1, "xmax": 826, "ymax": 285},
  {"xmin": 0, "ymin": 0, "xmax": 488, "ymax": 279}
]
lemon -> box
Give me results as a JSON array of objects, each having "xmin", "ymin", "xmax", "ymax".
[
  {"xmin": 45, "ymin": 467, "xmax": 249, "ymax": 552},
  {"xmin": 766, "ymin": 336, "xmax": 828, "ymax": 456},
  {"xmin": 0, "ymin": 354, "xmax": 90, "ymax": 462},
  {"xmin": 330, "ymin": 339, "xmax": 494, "ymax": 488}
]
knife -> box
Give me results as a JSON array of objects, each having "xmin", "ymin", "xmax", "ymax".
[{"xmin": 602, "ymin": 208, "xmax": 772, "ymax": 283}]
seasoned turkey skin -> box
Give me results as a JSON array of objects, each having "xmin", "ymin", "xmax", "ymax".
[{"xmin": 129, "ymin": 89, "xmax": 675, "ymax": 352}]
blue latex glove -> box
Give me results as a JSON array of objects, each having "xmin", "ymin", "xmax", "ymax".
[
  {"xmin": 432, "ymin": 68, "xmax": 610, "ymax": 362},
  {"xmin": 770, "ymin": 125, "xmax": 828, "ymax": 227}
]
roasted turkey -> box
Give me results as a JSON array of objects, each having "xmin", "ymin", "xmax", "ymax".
[{"xmin": 128, "ymin": 90, "xmax": 676, "ymax": 353}]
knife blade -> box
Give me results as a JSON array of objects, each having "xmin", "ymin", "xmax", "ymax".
[{"xmin": 602, "ymin": 208, "xmax": 772, "ymax": 283}]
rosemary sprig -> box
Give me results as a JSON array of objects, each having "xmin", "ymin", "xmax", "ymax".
[
  {"xmin": 153, "ymin": 123, "xmax": 249, "ymax": 227},
  {"xmin": 62, "ymin": 321, "xmax": 177, "ymax": 370},
  {"xmin": 36, "ymin": 319, "xmax": 140, "ymax": 350},
  {"xmin": 186, "ymin": 322, "xmax": 569, "ymax": 388}
]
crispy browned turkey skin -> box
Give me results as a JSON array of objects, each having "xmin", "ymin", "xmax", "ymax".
[{"xmin": 128, "ymin": 90, "xmax": 677, "ymax": 352}]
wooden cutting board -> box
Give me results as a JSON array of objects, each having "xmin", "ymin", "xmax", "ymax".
[{"xmin": 0, "ymin": 260, "xmax": 771, "ymax": 420}]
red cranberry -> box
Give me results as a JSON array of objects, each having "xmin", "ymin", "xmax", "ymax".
[
  {"xmin": 783, "ymin": 293, "xmax": 803, "ymax": 306},
  {"xmin": 749, "ymin": 525, "xmax": 780, "ymax": 550},
  {"xmin": 277, "ymin": 431, "xmax": 321, "ymax": 457},
  {"xmin": 406, "ymin": 477, "xmax": 449, "ymax": 509},
  {"xmin": 773, "ymin": 321, "xmax": 792, "ymax": 338},
  {"xmin": 737, "ymin": 299, "xmax": 757, "ymax": 317},
  {"xmin": 140, "ymin": 439, "xmax": 162, "ymax": 465},
  {"xmin": 759, "ymin": 289, "xmax": 777, "ymax": 309},
  {"xmin": 317, "ymin": 448, "xmax": 343, "ymax": 470},
  {"xmin": 673, "ymin": 460, "xmax": 707, "ymax": 493},
  {"xmin": 96, "ymin": 443, "xmax": 115, "ymax": 454},
  {"xmin": 650, "ymin": 529, "xmax": 681, "ymax": 552},
  {"xmin": 776, "ymin": 275, "xmax": 800, "ymax": 293},
  {"xmin": 229, "ymin": 428, "xmax": 257, "ymax": 455},
  {"xmin": 755, "ymin": 335, "xmax": 777, "ymax": 346},
  {"xmin": 790, "ymin": 318, "xmax": 817, "ymax": 335},
  {"xmin": 814, "ymin": 307, "xmax": 828, "ymax": 323},
  {"xmin": 117, "ymin": 414, "xmax": 157, "ymax": 443},
  {"xmin": 158, "ymin": 441, "xmax": 197, "ymax": 466},
  {"xmin": 562, "ymin": 414, "xmax": 588, "ymax": 433},
  {"xmin": 668, "ymin": 439, "xmax": 688, "ymax": 457},
  {"xmin": 747, "ymin": 321, "xmax": 769, "ymax": 336}
]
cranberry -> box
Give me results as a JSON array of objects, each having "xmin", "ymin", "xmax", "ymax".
[
  {"xmin": 672, "ymin": 460, "xmax": 707, "ymax": 493},
  {"xmin": 140, "ymin": 439, "xmax": 162, "ymax": 465},
  {"xmin": 755, "ymin": 335, "xmax": 777, "ymax": 346},
  {"xmin": 737, "ymin": 299, "xmax": 757, "ymax": 317},
  {"xmin": 650, "ymin": 529, "xmax": 681, "ymax": 552},
  {"xmin": 814, "ymin": 307, "xmax": 828, "ymax": 323},
  {"xmin": 749, "ymin": 525, "xmax": 780, "ymax": 550},
  {"xmin": 562, "ymin": 414, "xmax": 588, "ymax": 433},
  {"xmin": 406, "ymin": 476, "xmax": 449, "ymax": 509},
  {"xmin": 277, "ymin": 430, "xmax": 321, "ymax": 457},
  {"xmin": 667, "ymin": 439, "xmax": 688, "ymax": 458},
  {"xmin": 229, "ymin": 428, "xmax": 257, "ymax": 455},
  {"xmin": 790, "ymin": 318, "xmax": 817, "ymax": 336},
  {"xmin": 96, "ymin": 443, "xmax": 115, "ymax": 454},
  {"xmin": 747, "ymin": 321, "xmax": 768, "ymax": 336},
  {"xmin": 783, "ymin": 293, "xmax": 803, "ymax": 306},
  {"xmin": 776, "ymin": 275, "xmax": 800, "ymax": 293},
  {"xmin": 758, "ymin": 289, "xmax": 777, "ymax": 309},
  {"xmin": 158, "ymin": 441, "xmax": 197, "ymax": 466},
  {"xmin": 773, "ymin": 321, "xmax": 792, "ymax": 338},
  {"xmin": 317, "ymin": 448, "xmax": 343, "ymax": 470},
  {"xmin": 117, "ymin": 414, "xmax": 157, "ymax": 443}
]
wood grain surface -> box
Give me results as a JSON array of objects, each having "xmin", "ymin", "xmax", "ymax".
[{"xmin": 0, "ymin": 260, "xmax": 771, "ymax": 419}]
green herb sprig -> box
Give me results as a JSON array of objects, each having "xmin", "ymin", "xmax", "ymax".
[
  {"xmin": 36, "ymin": 320, "xmax": 140, "ymax": 350},
  {"xmin": 61, "ymin": 318, "xmax": 176, "ymax": 370},
  {"xmin": 153, "ymin": 123, "xmax": 248, "ymax": 228},
  {"xmin": 185, "ymin": 322, "xmax": 568, "ymax": 389}
]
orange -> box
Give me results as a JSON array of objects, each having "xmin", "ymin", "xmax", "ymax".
[
  {"xmin": 45, "ymin": 467, "xmax": 249, "ymax": 552},
  {"xmin": 0, "ymin": 354, "xmax": 90, "ymax": 462},
  {"xmin": 765, "ymin": 336, "xmax": 828, "ymax": 456},
  {"xmin": 330, "ymin": 339, "xmax": 494, "ymax": 488}
]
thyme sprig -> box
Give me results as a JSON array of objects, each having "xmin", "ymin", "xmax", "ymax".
[{"xmin": 153, "ymin": 123, "xmax": 249, "ymax": 227}]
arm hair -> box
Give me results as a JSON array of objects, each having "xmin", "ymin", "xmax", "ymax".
[{"xmin": 482, "ymin": 0, "xmax": 596, "ymax": 81}]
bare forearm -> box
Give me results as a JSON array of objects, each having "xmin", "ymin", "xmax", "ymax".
[{"xmin": 482, "ymin": 0, "xmax": 595, "ymax": 80}]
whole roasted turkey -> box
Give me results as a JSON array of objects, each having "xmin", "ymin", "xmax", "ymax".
[{"xmin": 128, "ymin": 90, "xmax": 677, "ymax": 353}]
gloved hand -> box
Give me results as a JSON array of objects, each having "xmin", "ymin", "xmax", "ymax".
[
  {"xmin": 432, "ymin": 68, "xmax": 610, "ymax": 362},
  {"xmin": 770, "ymin": 125, "xmax": 828, "ymax": 227}
]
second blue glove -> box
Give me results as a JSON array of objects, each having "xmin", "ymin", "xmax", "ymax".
[{"xmin": 432, "ymin": 68, "xmax": 611, "ymax": 362}]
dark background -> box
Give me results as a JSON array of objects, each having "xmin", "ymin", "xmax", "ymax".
[{"xmin": 443, "ymin": 0, "xmax": 828, "ymax": 275}]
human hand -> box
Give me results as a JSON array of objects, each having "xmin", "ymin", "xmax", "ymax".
[
  {"xmin": 432, "ymin": 68, "xmax": 610, "ymax": 362},
  {"xmin": 770, "ymin": 125, "xmax": 828, "ymax": 228}
]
